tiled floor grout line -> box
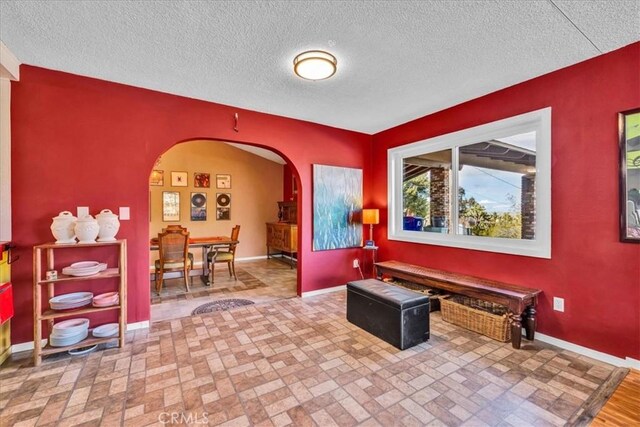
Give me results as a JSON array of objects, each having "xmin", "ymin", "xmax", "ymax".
[{"xmin": 1, "ymin": 280, "xmax": 619, "ymax": 426}]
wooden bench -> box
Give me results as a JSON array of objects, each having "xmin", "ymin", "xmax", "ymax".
[{"xmin": 375, "ymin": 260, "xmax": 542, "ymax": 349}]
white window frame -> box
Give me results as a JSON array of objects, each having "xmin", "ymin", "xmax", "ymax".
[{"xmin": 388, "ymin": 107, "xmax": 551, "ymax": 258}]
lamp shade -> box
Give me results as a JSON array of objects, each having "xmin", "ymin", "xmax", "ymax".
[{"xmin": 362, "ymin": 209, "xmax": 379, "ymax": 225}]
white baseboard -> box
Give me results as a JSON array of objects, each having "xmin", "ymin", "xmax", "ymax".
[
  {"xmin": 126, "ymin": 320, "xmax": 150, "ymax": 331},
  {"xmin": 301, "ymin": 285, "xmax": 346, "ymax": 298},
  {"xmin": 624, "ymin": 357, "xmax": 640, "ymax": 370},
  {"xmin": 10, "ymin": 321, "xmax": 150, "ymax": 353},
  {"xmin": 149, "ymin": 256, "xmax": 271, "ymax": 270},
  {"xmin": 11, "ymin": 339, "xmax": 47, "ymax": 353},
  {"xmin": 236, "ymin": 255, "xmax": 269, "ymax": 261},
  {"xmin": 534, "ymin": 332, "xmax": 639, "ymax": 368}
]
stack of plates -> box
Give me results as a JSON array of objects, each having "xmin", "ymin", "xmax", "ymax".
[
  {"xmin": 93, "ymin": 323, "xmax": 119, "ymax": 338},
  {"xmin": 49, "ymin": 318, "xmax": 89, "ymax": 347},
  {"xmin": 50, "ymin": 292, "xmax": 94, "ymax": 311},
  {"xmin": 93, "ymin": 292, "xmax": 119, "ymax": 307},
  {"xmin": 62, "ymin": 261, "xmax": 108, "ymax": 277}
]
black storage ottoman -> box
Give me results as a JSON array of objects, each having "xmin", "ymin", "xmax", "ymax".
[{"xmin": 346, "ymin": 279, "xmax": 430, "ymax": 350}]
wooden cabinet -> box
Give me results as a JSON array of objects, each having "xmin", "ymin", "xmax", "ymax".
[
  {"xmin": 266, "ymin": 222, "xmax": 297, "ymax": 267},
  {"xmin": 278, "ymin": 201, "xmax": 297, "ymax": 224},
  {"xmin": 32, "ymin": 240, "xmax": 127, "ymax": 366}
]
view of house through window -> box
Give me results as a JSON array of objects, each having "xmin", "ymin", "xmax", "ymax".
[
  {"xmin": 402, "ymin": 132, "xmax": 537, "ymax": 240},
  {"xmin": 403, "ymin": 149, "xmax": 452, "ymax": 234}
]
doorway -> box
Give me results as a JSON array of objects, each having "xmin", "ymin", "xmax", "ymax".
[{"xmin": 148, "ymin": 139, "xmax": 299, "ymax": 322}]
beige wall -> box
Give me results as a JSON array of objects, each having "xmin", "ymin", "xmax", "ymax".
[{"xmin": 150, "ymin": 140, "xmax": 283, "ymax": 265}]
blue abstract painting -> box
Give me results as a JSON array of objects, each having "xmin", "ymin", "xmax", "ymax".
[{"xmin": 313, "ymin": 164, "xmax": 363, "ymax": 251}]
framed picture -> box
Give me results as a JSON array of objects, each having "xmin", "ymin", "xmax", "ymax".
[
  {"xmin": 171, "ymin": 171, "xmax": 188, "ymax": 187},
  {"xmin": 149, "ymin": 170, "xmax": 164, "ymax": 186},
  {"xmin": 216, "ymin": 174, "xmax": 231, "ymax": 189},
  {"xmin": 620, "ymin": 108, "xmax": 640, "ymax": 242},
  {"xmin": 190, "ymin": 192, "xmax": 207, "ymax": 221},
  {"xmin": 162, "ymin": 191, "xmax": 180, "ymax": 222},
  {"xmin": 194, "ymin": 173, "xmax": 210, "ymax": 188},
  {"xmin": 216, "ymin": 193, "xmax": 231, "ymax": 220},
  {"xmin": 313, "ymin": 164, "xmax": 363, "ymax": 251},
  {"xmin": 216, "ymin": 208, "xmax": 230, "ymax": 220}
]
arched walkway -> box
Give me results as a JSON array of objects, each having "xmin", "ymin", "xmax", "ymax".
[{"xmin": 148, "ymin": 138, "xmax": 301, "ymax": 322}]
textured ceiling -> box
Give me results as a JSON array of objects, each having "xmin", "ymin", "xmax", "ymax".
[{"xmin": 0, "ymin": 1, "xmax": 638, "ymax": 134}]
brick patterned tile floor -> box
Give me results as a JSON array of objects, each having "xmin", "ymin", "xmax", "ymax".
[
  {"xmin": 151, "ymin": 258, "xmax": 297, "ymax": 305},
  {"xmin": 0, "ymin": 291, "xmax": 615, "ymax": 426},
  {"xmin": 151, "ymin": 259, "xmax": 297, "ymax": 322}
]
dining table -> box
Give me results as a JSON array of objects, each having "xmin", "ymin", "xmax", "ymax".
[{"xmin": 150, "ymin": 236, "xmax": 238, "ymax": 285}]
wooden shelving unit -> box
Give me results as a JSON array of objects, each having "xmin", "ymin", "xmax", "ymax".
[{"xmin": 32, "ymin": 240, "xmax": 127, "ymax": 366}]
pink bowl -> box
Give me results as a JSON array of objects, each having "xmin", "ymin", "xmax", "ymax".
[{"xmin": 93, "ymin": 292, "xmax": 119, "ymax": 307}]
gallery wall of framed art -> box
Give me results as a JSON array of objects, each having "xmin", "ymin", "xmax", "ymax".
[{"xmin": 147, "ymin": 140, "xmax": 285, "ymax": 259}]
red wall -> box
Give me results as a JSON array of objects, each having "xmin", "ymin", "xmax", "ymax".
[
  {"xmin": 371, "ymin": 42, "xmax": 640, "ymax": 359},
  {"xmin": 10, "ymin": 66, "xmax": 371, "ymax": 343},
  {"xmin": 10, "ymin": 44, "xmax": 640, "ymax": 359}
]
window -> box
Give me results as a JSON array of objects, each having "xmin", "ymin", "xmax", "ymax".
[{"xmin": 388, "ymin": 108, "xmax": 551, "ymax": 258}]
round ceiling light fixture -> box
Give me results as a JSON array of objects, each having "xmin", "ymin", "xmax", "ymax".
[{"xmin": 293, "ymin": 50, "xmax": 337, "ymax": 81}]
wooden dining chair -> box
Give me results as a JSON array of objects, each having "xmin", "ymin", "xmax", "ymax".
[
  {"xmin": 155, "ymin": 227, "xmax": 194, "ymax": 294},
  {"xmin": 207, "ymin": 225, "xmax": 240, "ymax": 284}
]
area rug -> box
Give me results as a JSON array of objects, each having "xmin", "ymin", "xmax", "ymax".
[
  {"xmin": 567, "ymin": 367, "xmax": 629, "ymax": 426},
  {"xmin": 191, "ymin": 298, "xmax": 254, "ymax": 315}
]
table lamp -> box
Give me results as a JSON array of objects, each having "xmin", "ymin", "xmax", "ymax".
[{"xmin": 362, "ymin": 208, "xmax": 380, "ymax": 247}]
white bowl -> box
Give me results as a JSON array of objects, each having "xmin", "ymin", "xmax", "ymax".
[
  {"xmin": 62, "ymin": 265, "xmax": 101, "ymax": 277},
  {"xmin": 50, "ymin": 292, "xmax": 93, "ymax": 310},
  {"xmin": 50, "ymin": 292, "xmax": 93, "ymax": 303},
  {"xmin": 49, "ymin": 329, "xmax": 88, "ymax": 347},
  {"xmin": 92, "ymin": 323, "xmax": 119, "ymax": 338},
  {"xmin": 70, "ymin": 261, "xmax": 100, "ymax": 269},
  {"xmin": 61, "ymin": 261, "xmax": 107, "ymax": 277},
  {"xmin": 51, "ymin": 318, "xmax": 89, "ymax": 337},
  {"xmin": 69, "ymin": 344, "xmax": 98, "ymax": 356}
]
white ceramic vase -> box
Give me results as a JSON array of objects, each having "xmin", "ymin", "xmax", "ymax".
[
  {"xmin": 96, "ymin": 209, "xmax": 120, "ymax": 242},
  {"xmin": 75, "ymin": 215, "xmax": 100, "ymax": 244},
  {"xmin": 50, "ymin": 211, "xmax": 77, "ymax": 244}
]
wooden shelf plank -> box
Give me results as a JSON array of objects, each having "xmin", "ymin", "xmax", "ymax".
[
  {"xmin": 35, "ymin": 240, "xmax": 126, "ymax": 250},
  {"xmin": 41, "ymin": 333, "xmax": 119, "ymax": 355},
  {"xmin": 37, "ymin": 268, "xmax": 120, "ymax": 285},
  {"xmin": 40, "ymin": 304, "xmax": 120, "ymax": 320}
]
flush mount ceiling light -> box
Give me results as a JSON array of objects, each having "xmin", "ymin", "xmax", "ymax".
[{"xmin": 293, "ymin": 50, "xmax": 337, "ymax": 81}]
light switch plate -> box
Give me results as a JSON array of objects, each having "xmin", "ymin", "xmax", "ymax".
[
  {"xmin": 77, "ymin": 206, "xmax": 89, "ymax": 218},
  {"xmin": 119, "ymin": 207, "xmax": 130, "ymax": 220},
  {"xmin": 553, "ymin": 297, "xmax": 565, "ymax": 312}
]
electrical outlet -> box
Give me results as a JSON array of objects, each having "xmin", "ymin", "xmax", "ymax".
[
  {"xmin": 553, "ymin": 297, "xmax": 564, "ymax": 312},
  {"xmin": 352, "ymin": 259, "xmax": 360, "ymax": 269}
]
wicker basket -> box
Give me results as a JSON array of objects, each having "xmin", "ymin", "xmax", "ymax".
[
  {"xmin": 385, "ymin": 279, "xmax": 442, "ymax": 311},
  {"xmin": 440, "ymin": 295, "xmax": 511, "ymax": 342}
]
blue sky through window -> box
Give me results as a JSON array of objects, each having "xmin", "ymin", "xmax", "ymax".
[{"xmin": 459, "ymin": 131, "xmax": 536, "ymax": 213}]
